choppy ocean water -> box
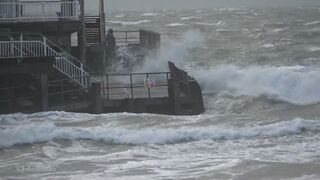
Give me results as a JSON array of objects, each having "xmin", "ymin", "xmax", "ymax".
[{"xmin": 1, "ymin": 7, "xmax": 320, "ymax": 180}]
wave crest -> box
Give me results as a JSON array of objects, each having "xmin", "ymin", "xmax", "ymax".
[
  {"xmin": 193, "ymin": 65, "xmax": 320, "ymax": 105},
  {"xmin": 0, "ymin": 118, "xmax": 319, "ymax": 148}
]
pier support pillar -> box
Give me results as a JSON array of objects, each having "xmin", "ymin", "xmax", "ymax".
[
  {"xmin": 40, "ymin": 73, "xmax": 48, "ymax": 111},
  {"xmin": 90, "ymin": 82, "xmax": 102, "ymax": 114}
]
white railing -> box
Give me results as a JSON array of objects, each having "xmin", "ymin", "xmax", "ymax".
[
  {"xmin": 0, "ymin": 40, "xmax": 56, "ymax": 57},
  {"xmin": 0, "ymin": 37, "xmax": 90, "ymax": 89},
  {"xmin": 54, "ymin": 56, "xmax": 90, "ymax": 89},
  {"xmin": 0, "ymin": 0, "xmax": 79, "ymax": 22}
]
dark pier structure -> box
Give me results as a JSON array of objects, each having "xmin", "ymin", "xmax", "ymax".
[{"xmin": 0, "ymin": 0, "xmax": 204, "ymax": 115}]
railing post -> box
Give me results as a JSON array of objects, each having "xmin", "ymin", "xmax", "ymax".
[
  {"xmin": 80, "ymin": 63, "xmax": 84, "ymax": 86},
  {"xmin": 17, "ymin": 0, "xmax": 21, "ymax": 18},
  {"xmin": 43, "ymin": 36, "xmax": 47, "ymax": 56},
  {"xmin": 130, "ymin": 74, "xmax": 134, "ymax": 99},
  {"xmin": 41, "ymin": 0, "xmax": 45, "ymax": 20},
  {"xmin": 10, "ymin": 37, "xmax": 14, "ymax": 57},
  {"xmin": 147, "ymin": 73, "xmax": 151, "ymax": 98},
  {"xmin": 40, "ymin": 73, "xmax": 48, "ymax": 111},
  {"xmin": 20, "ymin": 34, "xmax": 23, "ymax": 57}
]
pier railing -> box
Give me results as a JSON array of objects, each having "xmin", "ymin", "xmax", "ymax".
[
  {"xmin": 113, "ymin": 30, "xmax": 160, "ymax": 49},
  {"xmin": 0, "ymin": 0, "xmax": 79, "ymax": 22},
  {"xmin": 92, "ymin": 72, "xmax": 170, "ymax": 99},
  {"xmin": 113, "ymin": 30, "xmax": 140, "ymax": 47},
  {"xmin": 0, "ymin": 40, "xmax": 56, "ymax": 57}
]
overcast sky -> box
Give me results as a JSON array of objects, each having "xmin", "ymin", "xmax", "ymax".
[{"xmin": 87, "ymin": 0, "xmax": 320, "ymax": 11}]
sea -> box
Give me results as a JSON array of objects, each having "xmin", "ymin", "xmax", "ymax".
[{"xmin": 1, "ymin": 7, "xmax": 320, "ymax": 180}]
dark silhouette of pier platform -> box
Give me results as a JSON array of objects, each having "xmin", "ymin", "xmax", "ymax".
[
  {"xmin": 0, "ymin": 0, "xmax": 203, "ymax": 115},
  {"xmin": 86, "ymin": 62, "xmax": 204, "ymax": 115}
]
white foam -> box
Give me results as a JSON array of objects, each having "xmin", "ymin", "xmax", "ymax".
[
  {"xmin": 165, "ymin": 23, "xmax": 186, "ymax": 27},
  {"xmin": 305, "ymin": 21, "xmax": 320, "ymax": 26},
  {"xmin": 306, "ymin": 46, "xmax": 320, "ymax": 52},
  {"xmin": 273, "ymin": 28, "xmax": 287, "ymax": 32},
  {"xmin": 115, "ymin": 14, "xmax": 125, "ymax": 18},
  {"xmin": 193, "ymin": 65, "xmax": 320, "ymax": 105},
  {"xmin": 0, "ymin": 118, "xmax": 319, "ymax": 148},
  {"xmin": 289, "ymin": 175, "xmax": 320, "ymax": 180},
  {"xmin": 262, "ymin": 44, "xmax": 275, "ymax": 48},
  {"xmin": 191, "ymin": 21, "xmax": 225, "ymax": 26},
  {"xmin": 141, "ymin": 13, "xmax": 157, "ymax": 16},
  {"xmin": 107, "ymin": 20, "xmax": 151, "ymax": 26},
  {"xmin": 180, "ymin": 16, "xmax": 202, "ymax": 21}
]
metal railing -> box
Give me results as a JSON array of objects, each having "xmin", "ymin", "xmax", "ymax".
[
  {"xmin": 54, "ymin": 57, "xmax": 90, "ymax": 89},
  {"xmin": 0, "ymin": 40, "xmax": 56, "ymax": 57},
  {"xmin": 0, "ymin": 0, "xmax": 79, "ymax": 22},
  {"xmin": 92, "ymin": 72, "xmax": 170, "ymax": 99},
  {"xmin": 114, "ymin": 31, "xmax": 140, "ymax": 47},
  {"xmin": 0, "ymin": 34, "xmax": 91, "ymax": 89}
]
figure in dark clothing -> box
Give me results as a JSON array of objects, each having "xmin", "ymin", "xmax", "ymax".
[{"xmin": 106, "ymin": 29, "xmax": 116, "ymax": 65}]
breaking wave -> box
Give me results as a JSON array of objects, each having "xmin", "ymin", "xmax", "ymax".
[
  {"xmin": 0, "ymin": 118, "xmax": 319, "ymax": 148},
  {"xmin": 194, "ymin": 65, "xmax": 320, "ymax": 105},
  {"xmin": 136, "ymin": 29, "xmax": 320, "ymax": 105}
]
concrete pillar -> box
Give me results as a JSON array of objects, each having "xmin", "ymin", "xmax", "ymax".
[
  {"xmin": 90, "ymin": 82, "xmax": 102, "ymax": 114},
  {"xmin": 6, "ymin": 88, "xmax": 16, "ymax": 113},
  {"xmin": 40, "ymin": 73, "xmax": 48, "ymax": 111},
  {"xmin": 79, "ymin": 0, "xmax": 86, "ymax": 63},
  {"xmin": 99, "ymin": 0, "xmax": 107, "ymax": 68},
  {"xmin": 99, "ymin": 0, "xmax": 106, "ymax": 44}
]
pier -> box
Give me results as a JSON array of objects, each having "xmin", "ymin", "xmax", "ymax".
[{"xmin": 0, "ymin": 0, "xmax": 204, "ymax": 115}]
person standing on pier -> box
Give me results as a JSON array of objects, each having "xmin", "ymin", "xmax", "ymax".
[{"xmin": 106, "ymin": 29, "xmax": 116, "ymax": 65}]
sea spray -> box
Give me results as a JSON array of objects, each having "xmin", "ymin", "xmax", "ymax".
[
  {"xmin": 132, "ymin": 29, "xmax": 320, "ymax": 105},
  {"xmin": 135, "ymin": 29, "xmax": 205, "ymax": 72}
]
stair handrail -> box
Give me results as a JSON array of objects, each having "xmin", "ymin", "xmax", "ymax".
[
  {"xmin": 42, "ymin": 35, "xmax": 93, "ymax": 72},
  {"xmin": 8, "ymin": 35, "xmax": 93, "ymax": 89},
  {"xmin": 1, "ymin": 33, "xmax": 99, "ymax": 89},
  {"xmin": 7, "ymin": 33, "xmax": 93, "ymax": 73},
  {"xmin": 39, "ymin": 41, "xmax": 92, "ymax": 89},
  {"xmin": 0, "ymin": 40, "xmax": 45, "ymax": 58}
]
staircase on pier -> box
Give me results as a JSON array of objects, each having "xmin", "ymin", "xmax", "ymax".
[
  {"xmin": 85, "ymin": 16, "xmax": 102, "ymax": 46},
  {"xmin": 0, "ymin": 32, "xmax": 95, "ymax": 112},
  {"xmin": 0, "ymin": 33, "xmax": 92, "ymax": 89}
]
